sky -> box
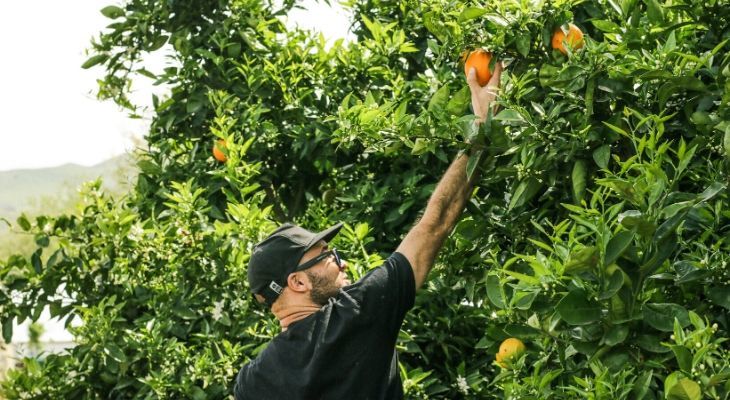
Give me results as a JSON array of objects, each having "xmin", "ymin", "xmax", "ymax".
[
  {"xmin": 3, "ymin": 0, "xmax": 352, "ymax": 343},
  {"xmin": 0, "ymin": 0, "xmax": 352, "ymax": 172}
]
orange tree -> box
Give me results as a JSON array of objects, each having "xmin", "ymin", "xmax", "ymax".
[{"xmin": 1, "ymin": 0, "xmax": 729, "ymax": 398}]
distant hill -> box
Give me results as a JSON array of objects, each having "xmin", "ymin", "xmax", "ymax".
[{"xmin": 0, "ymin": 154, "xmax": 137, "ymax": 225}]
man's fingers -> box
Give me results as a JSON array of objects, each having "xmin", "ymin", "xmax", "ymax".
[
  {"xmin": 466, "ymin": 67, "xmax": 480, "ymax": 90},
  {"xmin": 487, "ymin": 62, "xmax": 503, "ymax": 88}
]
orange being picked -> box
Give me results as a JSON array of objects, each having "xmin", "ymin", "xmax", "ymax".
[
  {"xmin": 213, "ymin": 139, "xmax": 227, "ymax": 162},
  {"xmin": 551, "ymin": 23, "xmax": 584, "ymax": 55},
  {"xmin": 495, "ymin": 338, "xmax": 526, "ymax": 367},
  {"xmin": 464, "ymin": 49, "xmax": 493, "ymax": 86}
]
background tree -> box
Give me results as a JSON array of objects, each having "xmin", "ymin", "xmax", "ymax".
[{"xmin": 1, "ymin": 0, "xmax": 729, "ymax": 398}]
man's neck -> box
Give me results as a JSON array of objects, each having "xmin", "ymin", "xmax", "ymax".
[{"xmin": 272, "ymin": 301, "xmax": 321, "ymax": 331}]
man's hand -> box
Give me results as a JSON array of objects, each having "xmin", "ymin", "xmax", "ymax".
[{"xmin": 466, "ymin": 62, "xmax": 503, "ymax": 123}]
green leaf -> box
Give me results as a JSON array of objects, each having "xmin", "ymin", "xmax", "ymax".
[
  {"xmin": 515, "ymin": 32, "xmax": 531, "ymax": 58},
  {"xmin": 17, "ymin": 215, "xmax": 31, "ymax": 231},
  {"xmin": 81, "ymin": 54, "xmax": 109, "ymax": 69},
  {"xmin": 674, "ymin": 262, "xmax": 710, "ymax": 285},
  {"xmin": 665, "ymin": 371, "xmax": 682, "ymax": 395},
  {"xmin": 423, "ymin": 11, "xmax": 446, "ymax": 42},
  {"xmin": 411, "ymin": 138, "xmax": 429, "ymax": 155},
  {"xmin": 445, "ymin": 87, "xmax": 470, "ymax": 116},
  {"xmin": 539, "ymin": 65, "xmax": 586, "ymax": 91},
  {"xmin": 100, "ymin": 5, "xmax": 125, "ymax": 19},
  {"xmin": 399, "ymin": 42, "xmax": 418, "ymax": 53},
  {"xmin": 35, "ymin": 234, "xmax": 50, "ymax": 247},
  {"xmin": 697, "ymin": 182, "xmax": 725, "ymax": 203},
  {"xmin": 504, "ymin": 323, "xmax": 541, "ymax": 338},
  {"xmin": 105, "ymin": 343, "xmax": 127, "ymax": 363},
  {"xmin": 485, "ymin": 14, "xmax": 509, "ymax": 27},
  {"xmin": 46, "ymin": 249, "xmax": 63, "ymax": 269},
  {"xmin": 602, "ymin": 351, "xmax": 630, "ymax": 371},
  {"xmin": 486, "ymin": 274, "xmax": 505, "ymax": 309},
  {"xmin": 503, "ymin": 270, "xmax": 540, "ymax": 285},
  {"xmin": 513, "ymin": 291, "xmax": 538, "ymax": 310},
  {"xmin": 598, "ymin": 269, "xmax": 624, "ymax": 300},
  {"xmin": 494, "ymin": 109, "xmax": 526, "ymax": 124},
  {"xmin": 458, "ymin": 7, "xmax": 487, "ymax": 22},
  {"xmin": 539, "ymin": 369, "xmax": 564, "ymax": 389},
  {"xmin": 592, "ymin": 145, "xmax": 611, "ymax": 169},
  {"xmin": 466, "ymin": 150, "xmax": 483, "ymax": 181},
  {"xmin": 670, "ymin": 76, "xmax": 706, "ymax": 92},
  {"xmin": 571, "ymin": 160, "xmax": 587, "ymax": 202},
  {"xmin": 508, "ymin": 177, "xmax": 542, "ymax": 210},
  {"xmin": 186, "ymin": 99, "xmax": 204, "ymax": 114},
  {"xmin": 354, "ymin": 223, "xmax": 369, "ymax": 241},
  {"xmin": 428, "ymin": 85, "xmax": 450, "ymax": 112},
  {"xmin": 706, "ymin": 285, "xmax": 730, "ymax": 310},
  {"xmin": 31, "ymin": 249, "xmax": 43, "ymax": 274},
  {"xmin": 564, "ymin": 246, "xmax": 598, "ymax": 275},
  {"xmin": 654, "ymin": 210, "xmax": 689, "ymax": 243},
  {"xmin": 602, "ymin": 324, "xmax": 629, "ymax": 346},
  {"xmin": 147, "ymin": 35, "xmax": 169, "ymax": 51},
  {"xmin": 605, "ymin": 230, "xmax": 634, "ymax": 265},
  {"xmin": 173, "ymin": 305, "xmax": 198, "ymax": 320},
  {"xmin": 723, "ymin": 126, "xmax": 730, "ymax": 158},
  {"xmin": 661, "ymin": 200, "xmax": 695, "ymax": 220},
  {"xmin": 670, "ymin": 345, "xmax": 692, "ymax": 373},
  {"xmin": 642, "ymin": 303, "xmax": 690, "ymax": 332},
  {"xmin": 2, "ymin": 318, "xmax": 12, "ymax": 344},
  {"xmin": 630, "ymin": 370, "xmax": 653, "ymax": 400},
  {"xmin": 190, "ymin": 386, "xmax": 207, "ymax": 400},
  {"xmin": 591, "ymin": 19, "xmax": 621, "ymax": 33},
  {"xmin": 602, "ymin": 121, "xmax": 631, "ymax": 138},
  {"xmin": 636, "ymin": 333, "xmax": 671, "ymax": 353},
  {"xmin": 667, "ymin": 378, "xmax": 701, "ymax": 400},
  {"xmin": 641, "ymin": 233, "xmax": 678, "ymax": 274},
  {"xmin": 618, "ymin": 210, "xmax": 656, "ymax": 237},
  {"xmin": 556, "ymin": 290, "xmax": 601, "ymax": 325},
  {"xmin": 642, "ymin": 0, "xmax": 664, "ymax": 23}
]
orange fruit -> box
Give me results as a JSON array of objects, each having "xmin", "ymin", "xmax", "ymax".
[
  {"xmin": 495, "ymin": 338, "xmax": 525, "ymax": 367},
  {"xmin": 213, "ymin": 139, "xmax": 227, "ymax": 162},
  {"xmin": 464, "ymin": 49, "xmax": 493, "ymax": 86},
  {"xmin": 551, "ymin": 23, "xmax": 584, "ymax": 55}
]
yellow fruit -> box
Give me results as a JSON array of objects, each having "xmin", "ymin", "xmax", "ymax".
[
  {"xmin": 496, "ymin": 338, "xmax": 525, "ymax": 367},
  {"xmin": 213, "ymin": 139, "xmax": 227, "ymax": 162},
  {"xmin": 551, "ymin": 23, "xmax": 584, "ymax": 55},
  {"xmin": 464, "ymin": 49, "xmax": 493, "ymax": 86}
]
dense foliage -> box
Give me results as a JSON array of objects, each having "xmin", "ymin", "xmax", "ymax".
[{"xmin": 2, "ymin": 0, "xmax": 730, "ymax": 398}]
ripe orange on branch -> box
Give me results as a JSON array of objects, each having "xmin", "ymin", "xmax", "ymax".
[
  {"xmin": 495, "ymin": 337, "xmax": 526, "ymax": 368},
  {"xmin": 463, "ymin": 49, "xmax": 493, "ymax": 86},
  {"xmin": 551, "ymin": 23, "xmax": 584, "ymax": 55},
  {"xmin": 213, "ymin": 139, "xmax": 227, "ymax": 162}
]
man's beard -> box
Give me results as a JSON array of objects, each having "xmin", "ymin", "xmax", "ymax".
[{"xmin": 305, "ymin": 270, "xmax": 341, "ymax": 306}]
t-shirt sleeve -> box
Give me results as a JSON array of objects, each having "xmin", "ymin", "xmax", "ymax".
[{"xmin": 347, "ymin": 251, "xmax": 416, "ymax": 329}]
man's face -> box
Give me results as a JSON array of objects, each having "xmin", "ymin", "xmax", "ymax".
[{"xmin": 297, "ymin": 241, "xmax": 350, "ymax": 305}]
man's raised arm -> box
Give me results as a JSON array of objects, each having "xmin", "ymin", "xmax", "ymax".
[{"xmin": 397, "ymin": 62, "xmax": 503, "ymax": 290}]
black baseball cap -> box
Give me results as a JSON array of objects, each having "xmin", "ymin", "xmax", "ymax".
[{"xmin": 248, "ymin": 222, "xmax": 344, "ymax": 306}]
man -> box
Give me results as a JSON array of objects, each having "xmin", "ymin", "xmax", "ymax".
[{"xmin": 234, "ymin": 63, "xmax": 503, "ymax": 399}]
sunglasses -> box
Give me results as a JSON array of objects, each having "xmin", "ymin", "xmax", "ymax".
[{"xmin": 294, "ymin": 248, "xmax": 344, "ymax": 272}]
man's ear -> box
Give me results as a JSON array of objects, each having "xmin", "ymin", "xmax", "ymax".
[{"xmin": 286, "ymin": 272, "xmax": 310, "ymax": 293}]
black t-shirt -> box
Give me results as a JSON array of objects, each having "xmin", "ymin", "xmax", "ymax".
[{"xmin": 234, "ymin": 252, "xmax": 416, "ymax": 400}]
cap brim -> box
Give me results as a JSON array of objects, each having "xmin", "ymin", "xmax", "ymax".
[{"xmin": 305, "ymin": 222, "xmax": 344, "ymax": 250}]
